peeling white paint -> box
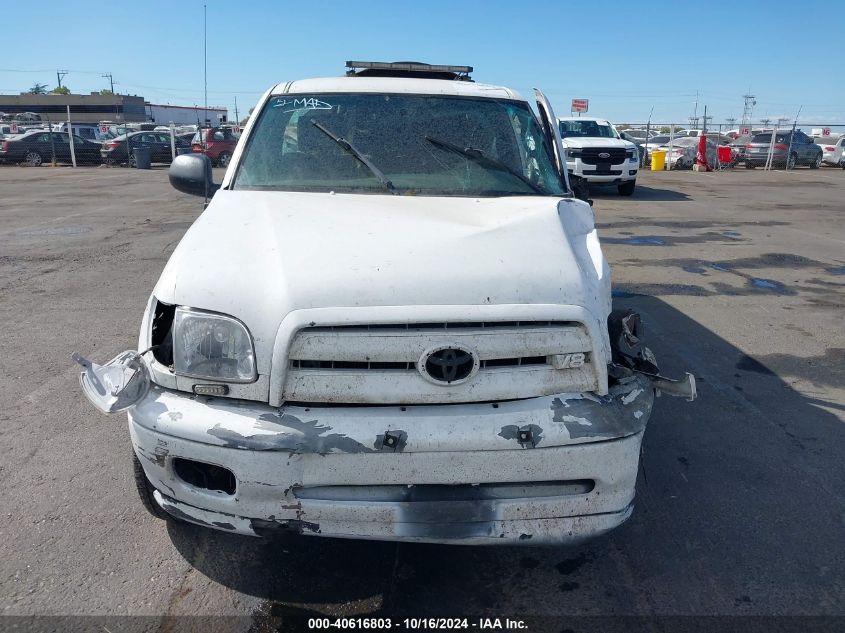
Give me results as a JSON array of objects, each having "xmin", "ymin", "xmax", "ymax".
[
  {"xmin": 622, "ymin": 388, "xmax": 644, "ymax": 405},
  {"xmin": 561, "ymin": 415, "xmax": 593, "ymax": 427}
]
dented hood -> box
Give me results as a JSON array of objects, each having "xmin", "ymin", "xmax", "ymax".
[{"xmin": 154, "ymin": 191, "xmax": 610, "ymax": 367}]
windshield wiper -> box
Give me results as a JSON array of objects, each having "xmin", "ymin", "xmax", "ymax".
[
  {"xmin": 425, "ymin": 136, "xmax": 547, "ymax": 195},
  {"xmin": 311, "ymin": 121, "xmax": 397, "ymax": 195}
]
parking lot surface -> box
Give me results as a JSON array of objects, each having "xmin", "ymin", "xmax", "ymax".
[{"xmin": 0, "ymin": 167, "xmax": 843, "ymax": 629}]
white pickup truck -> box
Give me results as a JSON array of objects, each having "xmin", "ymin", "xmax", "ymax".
[
  {"xmin": 74, "ymin": 61, "xmax": 694, "ymax": 545},
  {"xmin": 559, "ymin": 117, "xmax": 640, "ymax": 196}
]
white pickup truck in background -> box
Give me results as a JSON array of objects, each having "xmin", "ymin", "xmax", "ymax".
[{"xmin": 559, "ymin": 117, "xmax": 640, "ymax": 196}]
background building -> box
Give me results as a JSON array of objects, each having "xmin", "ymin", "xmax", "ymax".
[
  {"xmin": 145, "ymin": 103, "xmax": 228, "ymax": 126},
  {"xmin": 0, "ymin": 92, "xmax": 147, "ymax": 123}
]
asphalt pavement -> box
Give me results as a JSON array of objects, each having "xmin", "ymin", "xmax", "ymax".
[{"xmin": 0, "ymin": 165, "xmax": 842, "ymax": 632}]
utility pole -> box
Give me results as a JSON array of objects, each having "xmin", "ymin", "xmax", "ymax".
[
  {"xmin": 691, "ymin": 90, "xmax": 699, "ymax": 128},
  {"xmin": 234, "ymin": 96, "xmax": 239, "ymax": 127},
  {"xmin": 203, "ymin": 3, "xmax": 208, "ymax": 127},
  {"xmin": 701, "ymin": 106, "xmax": 712, "ymax": 133},
  {"xmin": 102, "ymin": 74, "xmax": 118, "ymax": 126},
  {"xmin": 760, "ymin": 117, "xmax": 771, "ymax": 128},
  {"xmin": 741, "ymin": 94, "xmax": 756, "ymax": 126},
  {"xmin": 56, "ymin": 70, "xmax": 68, "ymax": 89},
  {"xmin": 725, "ymin": 117, "xmax": 736, "ymax": 127}
]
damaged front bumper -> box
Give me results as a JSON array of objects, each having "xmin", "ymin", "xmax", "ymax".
[{"xmin": 127, "ymin": 376, "xmax": 656, "ymax": 545}]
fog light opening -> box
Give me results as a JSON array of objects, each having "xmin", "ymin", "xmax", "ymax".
[{"xmin": 173, "ymin": 458, "xmax": 236, "ymax": 495}]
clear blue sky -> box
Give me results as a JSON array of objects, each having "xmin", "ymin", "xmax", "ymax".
[{"xmin": 2, "ymin": 0, "xmax": 844, "ymax": 127}]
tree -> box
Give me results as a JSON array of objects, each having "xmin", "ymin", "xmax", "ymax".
[
  {"xmin": 51, "ymin": 86, "xmax": 70, "ymax": 95},
  {"xmin": 99, "ymin": 89, "xmax": 114, "ymax": 96},
  {"xmin": 28, "ymin": 83, "xmax": 48, "ymax": 94}
]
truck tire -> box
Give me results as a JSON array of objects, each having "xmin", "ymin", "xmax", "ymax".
[
  {"xmin": 809, "ymin": 153, "xmax": 821, "ymax": 169},
  {"xmin": 570, "ymin": 175, "xmax": 590, "ymax": 201},
  {"xmin": 618, "ymin": 181, "xmax": 636, "ymax": 196},
  {"xmin": 217, "ymin": 151, "xmax": 232, "ymax": 167},
  {"xmin": 132, "ymin": 453, "xmax": 171, "ymax": 520}
]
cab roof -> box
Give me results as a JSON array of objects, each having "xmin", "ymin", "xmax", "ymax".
[{"xmin": 270, "ymin": 76, "xmax": 524, "ymax": 102}]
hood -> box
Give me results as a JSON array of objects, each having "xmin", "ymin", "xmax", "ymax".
[
  {"xmin": 154, "ymin": 191, "xmax": 610, "ymax": 372},
  {"xmin": 562, "ymin": 137, "xmax": 635, "ymax": 150}
]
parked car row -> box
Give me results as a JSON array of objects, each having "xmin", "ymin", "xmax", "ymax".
[
  {"xmin": 0, "ymin": 130, "xmax": 192, "ymax": 166},
  {"xmin": 626, "ymin": 127, "xmax": 834, "ymax": 170},
  {"xmin": 0, "ymin": 124, "xmax": 243, "ymax": 168}
]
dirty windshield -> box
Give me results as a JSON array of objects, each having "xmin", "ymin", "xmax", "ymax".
[{"xmin": 233, "ymin": 94, "xmax": 564, "ymax": 196}]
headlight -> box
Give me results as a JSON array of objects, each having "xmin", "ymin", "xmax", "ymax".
[
  {"xmin": 627, "ymin": 149, "xmax": 638, "ymax": 161},
  {"xmin": 566, "ymin": 149, "xmax": 581, "ymax": 159},
  {"xmin": 173, "ymin": 307, "xmax": 256, "ymax": 382}
]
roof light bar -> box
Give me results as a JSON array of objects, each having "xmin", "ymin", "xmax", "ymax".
[{"xmin": 345, "ymin": 61, "xmax": 473, "ymax": 78}]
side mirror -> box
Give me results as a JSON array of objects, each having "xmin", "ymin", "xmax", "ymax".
[{"xmin": 169, "ymin": 153, "xmax": 220, "ymax": 197}]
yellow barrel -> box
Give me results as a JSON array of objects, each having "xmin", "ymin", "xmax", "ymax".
[{"xmin": 651, "ymin": 149, "xmax": 667, "ymax": 171}]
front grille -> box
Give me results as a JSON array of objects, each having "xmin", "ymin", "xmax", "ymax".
[
  {"xmin": 304, "ymin": 321, "xmax": 573, "ymax": 331},
  {"xmin": 291, "ymin": 355, "xmax": 550, "ymax": 371},
  {"xmin": 281, "ymin": 320, "xmax": 599, "ymax": 404},
  {"xmin": 580, "ymin": 148, "xmax": 627, "ymax": 165},
  {"xmin": 583, "ymin": 169, "xmax": 622, "ymax": 176}
]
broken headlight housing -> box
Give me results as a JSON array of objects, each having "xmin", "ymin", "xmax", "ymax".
[{"xmin": 173, "ymin": 307, "xmax": 256, "ymax": 382}]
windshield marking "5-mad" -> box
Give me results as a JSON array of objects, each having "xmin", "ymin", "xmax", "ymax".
[{"xmin": 272, "ymin": 97, "xmax": 333, "ymax": 113}]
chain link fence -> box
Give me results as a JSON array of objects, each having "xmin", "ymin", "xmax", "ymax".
[
  {"xmin": 619, "ymin": 122, "xmax": 845, "ymax": 172},
  {"xmin": 2, "ymin": 106, "xmax": 843, "ymax": 175}
]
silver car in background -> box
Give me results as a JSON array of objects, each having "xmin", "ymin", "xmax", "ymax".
[{"xmin": 655, "ymin": 136, "xmax": 718, "ymax": 169}]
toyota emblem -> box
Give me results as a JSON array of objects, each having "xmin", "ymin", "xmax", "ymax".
[{"xmin": 418, "ymin": 345, "xmax": 479, "ymax": 385}]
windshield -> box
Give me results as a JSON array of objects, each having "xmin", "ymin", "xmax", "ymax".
[
  {"xmin": 559, "ymin": 120, "xmax": 618, "ymax": 139},
  {"xmin": 233, "ymin": 94, "xmax": 564, "ymax": 197}
]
